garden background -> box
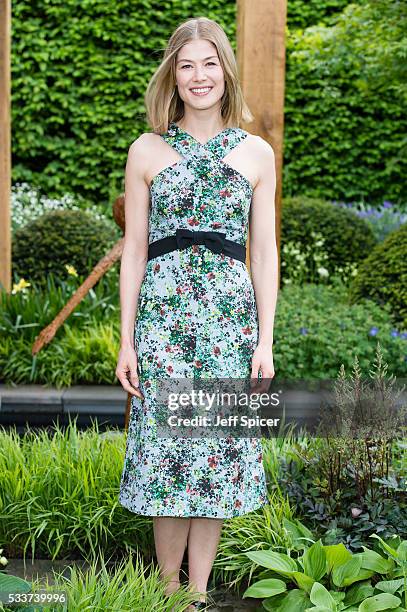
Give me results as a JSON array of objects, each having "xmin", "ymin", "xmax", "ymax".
[{"xmin": 0, "ymin": 0, "xmax": 406, "ymax": 610}]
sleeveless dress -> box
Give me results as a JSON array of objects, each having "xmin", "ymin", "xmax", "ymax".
[{"xmin": 118, "ymin": 121, "xmax": 269, "ymax": 518}]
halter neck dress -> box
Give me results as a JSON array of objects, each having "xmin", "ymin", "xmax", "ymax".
[{"xmin": 118, "ymin": 121, "xmax": 268, "ymax": 518}]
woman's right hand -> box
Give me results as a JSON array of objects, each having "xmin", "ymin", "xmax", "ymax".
[{"xmin": 115, "ymin": 345, "xmax": 144, "ymax": 399}]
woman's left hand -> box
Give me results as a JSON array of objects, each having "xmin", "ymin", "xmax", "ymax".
[{"xmin": 250, "ymin": 344, "xmax": 275, "ymax": 392}]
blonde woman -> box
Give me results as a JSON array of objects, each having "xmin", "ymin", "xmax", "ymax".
[{"xmin": 116, "ymin": 16, "xmax": 278, "ymax": 611}]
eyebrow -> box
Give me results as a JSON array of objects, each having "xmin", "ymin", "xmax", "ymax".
[{"xmin": 176, "ymin": 56, "xmax": 218, "ymax": 64}]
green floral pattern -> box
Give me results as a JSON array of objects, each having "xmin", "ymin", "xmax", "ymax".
[{"xmin": 119, "ymin": 122, "xmax": 268, "ymax": 517}]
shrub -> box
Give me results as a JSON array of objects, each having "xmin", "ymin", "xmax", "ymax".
[
  {"xmin": 12, "ymin": 209, "xmax": 120, "ymax": 285},
  {"xmin": 281, "ymin": 197, "xmax": 377, "ymax": 285},
  {"xmin": 348, "ymin": 223, "xmax": 407, "ymax": 328}
]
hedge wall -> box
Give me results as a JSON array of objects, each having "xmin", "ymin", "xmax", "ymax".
[{"xmin": 11, "ymin": 0, "xmax": 404, "ymax": 210}]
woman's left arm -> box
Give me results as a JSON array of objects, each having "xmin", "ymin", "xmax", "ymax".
[{"xmin": 248, "ymin": 137, "xmax": 279, "ymax": 382}]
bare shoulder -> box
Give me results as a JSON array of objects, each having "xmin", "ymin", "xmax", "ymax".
[
  {"xmin": 127, "ymin": 132, "xmax": 158, "ymax": 157},
  {"xmin": 244, "ymin": 132, "xmax": 275, "ymax": 159},
  {"xmin": 126, "ymin": 132, "xmax": 161, "ymax": 177},
  {"xmin": 241, "ymin": 132, "xmax": 275, "ymax": 189}
]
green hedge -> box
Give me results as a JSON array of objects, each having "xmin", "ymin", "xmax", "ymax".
[
  {"xmin": 280, "ymin": 196, "xmax": 377, "ymax": 284},
  {"xmin": 11, "ymin": 1, "xmax": 404, "ymax": 209},
  {"xmin": 12, "ymin": 210, "xmax": 120, "ymax": 285},
  {"xmin": 349, "ymin": 223, "xmax": 407, "ymax": 328}
]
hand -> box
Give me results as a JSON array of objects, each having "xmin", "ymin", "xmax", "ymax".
[
  {"xmin": 250, "ymin": 344, "xmax": 275, "ymax": 394},
  {"xmin": 115, "ymin": 346, "xmax": 144, "ymax": 399}
]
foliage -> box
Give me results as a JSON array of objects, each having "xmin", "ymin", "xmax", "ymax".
[
  {"xmin": 0, "ymin": 551, "xmax": 199, "ymax": 611},
  {"xmin": 10, "ymin": 1, "xmax": 406, "ymax": 206},
  {"xmin": 0, "ymin": 419, "xmax": 152, "ymax": 561},
  {"xmin": 332, "ymin": 200, "xmax": 407, "ymax": 243},
  {"xmin": 11, "ymin": 209, "xmax": 120, "ymax": 286},
  {"xmin": 11, "ymin": 182, "xmax": 110, "ymax": 233},
  {"xmin": 280, "ymin": 197, "xmax": 377, "ymax": 286},
  {"xmin": 274, "ymin": 346, "xmax": 407, "ymax": 551},
  {"xmin": 1, "ymin": 276, "xmax": 407, "ymax": 385},
  {"xmin": 242, "ymin": 524, "xmax": 407, "ymax": 611},
  {"xmin": 273, "ymin": 282, "xmax": 407, "ymax": 380},
  {"xmin": 284, "ymin": 2, "xmax": 406, "ymax": 205},
  {"xmin": 349, "ymin": 223, "xmax": 407, "ymax": 329}
]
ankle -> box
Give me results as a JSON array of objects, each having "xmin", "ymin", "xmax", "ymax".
[{"xmin": 164, "ymin": 578, "xmax": 180, "ymax": 596}]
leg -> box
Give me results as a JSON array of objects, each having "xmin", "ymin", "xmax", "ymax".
[
  {"xmin": 187, "ymin": 518, "xmax": 224, "ymax": 605},
  {"xmin": 153, "ymin": 516, "xmax": 191, "ymax": 596}
]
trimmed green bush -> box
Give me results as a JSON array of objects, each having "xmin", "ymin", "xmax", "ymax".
[
  {"xmin": 348, "ymin": 223, "xmax": 407, "ymax": 328},
  {"xmin": 281, "ymin": 196, "xmax": 377, "ymax": 284},
  {"xmin": 12, "ymin": 209, "xmax": 120, "ymax": 285}
]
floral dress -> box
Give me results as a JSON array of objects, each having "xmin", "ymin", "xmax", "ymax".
[{"xmin": 118, "ymin": 121, "xmax": 268, "ymax": 518}]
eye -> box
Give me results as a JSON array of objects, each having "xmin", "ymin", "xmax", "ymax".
[
  {"xmin": 207, "ymin": 62, "xmax": 217, "ymax": 66},
  {"xmin": 181, "ymin": 64, "xmax": 192, "ymax": 69}
]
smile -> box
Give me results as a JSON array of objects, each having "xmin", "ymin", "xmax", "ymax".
[{"xmin": 190, "ymin": 87, "xmax": 213, "ymax": 96}]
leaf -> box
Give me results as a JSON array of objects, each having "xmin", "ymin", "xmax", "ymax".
[
  {"xmin": 333, "ymin": 556, "xmax": 361, "ymax": 587},
  {"xmin": 360, "ymin": 548, "xmax": 394, "ymax": 573},
  {"xmin": 358, "ymin": 592, "xmax": 401, "ymax": 611},
  {"xmin": 343, "ymin": 581, "xmax": 375, "ymax": 606},
  {"xmin": 303, "ymin": 540, "xmax": 328, "ymax": 581},
  {"xmin": 309, "ymin": 582, "xmax": 337, "ymax": 609},
  {"xmin": 324, "ymin": 543, "xmax": 353, "ymax": 573},
  {"xmin": 262, "ymin": 589, "xmax": 311, "ymax": 611},
  {"xmin": 374, "ymin": 578, "xmax": 405, "ymax": 595},
  {"xmin": 0, "ymin": 572, "xmax": 32, "ymax": 592},
  {"xmin": 291, "ymin": 572, "xmax": 316, "ymax": 593},
  {"xmin": 396, "ymin": 541, "xmax": 407, "ymax": 562},
  {"xmin": 246, "ymin": 550, "xmax": 298, "ymax": 574},
  {"xmin": 369, "ymin": 534, "xmax": 399, "ymax": 559},
  {"xmin": 243, "ymin": 578, "xmax": 287, "ymax": 599},
  {"xmin": 283, "ymin": 518, "xmax": 315, "ymax": 549},
  {"xmin": 332, "ymin": 556, "xmax": 374, "ymax": 587}
]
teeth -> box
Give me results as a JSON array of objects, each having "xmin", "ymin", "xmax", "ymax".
[{"xmin": 191, "ymin": 87, "xmax": 211, "ymax": 93}]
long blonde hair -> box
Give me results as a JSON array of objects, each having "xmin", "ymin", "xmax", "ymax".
[{"xmin": 144, "ymin": 17, "xmax": 253, "ymax": 134}]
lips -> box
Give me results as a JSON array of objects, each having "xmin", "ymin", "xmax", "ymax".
[{"xmin": 190, "ymin": 86, "xmax": 213, "ymax": 96}]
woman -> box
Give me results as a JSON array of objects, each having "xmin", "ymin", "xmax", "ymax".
[{"xmin": 116, "ymin": 16, "xmax": 278, "ymax": 611}]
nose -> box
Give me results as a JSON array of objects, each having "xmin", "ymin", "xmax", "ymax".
[{"xmin": 192, "ymin": 65, "xmax": 207, "ymax": 82}]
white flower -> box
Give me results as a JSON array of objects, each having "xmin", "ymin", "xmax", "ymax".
[
  {"xmin": 317, "ymin": 267, "xmax": 329, "ymax": 277},
  {"xmin": 0, "ymin": 556, "xmax": 8, "ymax": 567}
]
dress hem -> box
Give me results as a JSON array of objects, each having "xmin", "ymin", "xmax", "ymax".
[{"xmin": 118, "ymin": 495, "xmax": 269, "ymax": 519}]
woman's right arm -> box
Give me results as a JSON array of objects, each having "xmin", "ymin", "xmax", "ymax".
[{"xmin": 115, "ymin": 135, "xmax": 151, "ymax": 398}]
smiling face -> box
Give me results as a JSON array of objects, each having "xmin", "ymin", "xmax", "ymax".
[{"xmin": 175, "ymin": 38, "xmax": 225, "ymax": 111}]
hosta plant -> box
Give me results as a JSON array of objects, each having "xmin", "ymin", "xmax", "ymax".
[{"xmin": 243, "ymin": 521, "xmax": 407, "ymax": 611}]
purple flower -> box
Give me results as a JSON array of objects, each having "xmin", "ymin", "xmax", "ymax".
[
  {"xmin": 300, "ymin": 327, "xmax": 308, "ymax": 335},
  {"xmin": 369, "ymin": 326, "xmax": 379, "ymax": 336},
  {"xmin": 391, "ymin": 329, "xmax": 399, "ymax": 338},
  {"xmin": 401, "ymin": 332, "xmax": 407, "ymax": 340},
  {"xmin": 383, "ymin": 201, "xmax": 393, "ymax": 209}
]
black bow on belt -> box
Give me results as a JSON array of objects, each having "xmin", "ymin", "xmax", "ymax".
[{"xmin": 175, "ymin": 228, "xmax": 226, "ymax": 254}]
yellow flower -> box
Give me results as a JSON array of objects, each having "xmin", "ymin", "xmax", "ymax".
[
  {"xmin": 11, "ymin": 278, "xmax": 31, "ymax": 294},
  {"xmin": 65, "ymin": 264, "xmax": 78, "ymax": 277}
]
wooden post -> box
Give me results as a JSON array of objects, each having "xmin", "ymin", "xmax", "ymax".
[
  {"xmin": 0, "ymin": 0, "xmax": 11, "ymax": 292},
  {"xmin": 237, "ymin": 0, "xmax": 287, "ymax": 287}
]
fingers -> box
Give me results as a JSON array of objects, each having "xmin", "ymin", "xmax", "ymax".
[{"xmin": 116, "ymin": 367, "xmax": 144, "ymax": 399}]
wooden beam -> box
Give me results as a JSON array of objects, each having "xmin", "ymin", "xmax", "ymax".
[
  {"xmin": 0, "ymin": 0, "xmax": 11, "ymax": 293},
  {"xmin": 237, "ymin": 0, "xmax": 286, "ymax": 287}
]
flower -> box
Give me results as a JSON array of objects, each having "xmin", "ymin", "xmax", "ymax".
[
  {"xmin": 11, "ymin": 278, "xmax": 31, "ymax": 294},
  {"xmin": 369, "ymin": 326, "xmax": 379, "ymax": 336},
  {"xmin": 317, "ymin": 267, "xmax": 329, "ymax": 277},
  {"xmin": 65, "ymin": 264, "xmax": 78, "ymax": 277}
]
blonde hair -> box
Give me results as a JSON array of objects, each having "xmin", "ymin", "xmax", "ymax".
[{"xmin": 144, "ymin": 17, "xmax": 254, "ymax": 134}]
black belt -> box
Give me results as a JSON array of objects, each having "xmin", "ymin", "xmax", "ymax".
[{"xmin": 147, "ymin": 229, "xmax": 246, "ymax": 263}]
